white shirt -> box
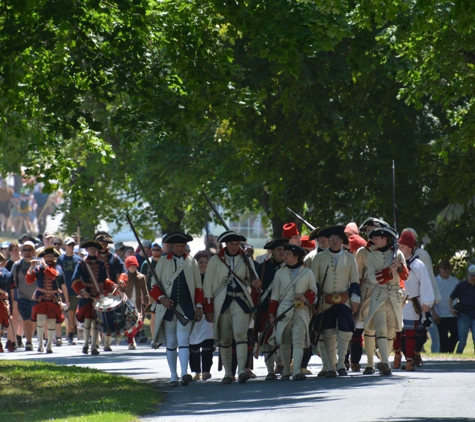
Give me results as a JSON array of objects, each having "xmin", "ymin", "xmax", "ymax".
[{"xmin": 434, "ymin": 274, "xmax": 459, "ymax": 318}]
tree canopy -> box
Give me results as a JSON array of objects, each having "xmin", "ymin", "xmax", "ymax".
[{"xmin": 1, "ymin": 0, "xmax": 474, "ymax": 273}]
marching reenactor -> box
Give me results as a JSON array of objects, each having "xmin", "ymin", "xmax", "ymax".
[
  {"xmin": 365, "ymin": 227, "xmax": 409, "ymax": 375},
  {"xmin": 305, "ymin": 225, "xmax": 332, "ymax": 377},
  {"xmin": 353, "ymin": 217, "xmax": 390, "ymax": 374},
  {"xmin": 255, "ymin": 238, "xmax": 288, "ymax": 380},
  {"xmin": 310, "ymin": 226, "xmax": 360, "ymax": 377},
  {"xmin": 95, "ymin": 232, "xmax": 127, "ymax": 350},
  {"xmin": 71, "ymin": 240, "xmax": 109, "ymax": 355},
  {"xmin": 268, "ymin": 244, "xmax": 317, "ymax": 380},
  {"xmin": 149, "ymin": 232, "xmax": 202, "ymax": 387},
  {"xmin": 25, "ymin": 246, "xmax": 69, "ymax": 353},
  {"xmin": 393, "ymin": 230, "xmax": 434, "ymax": 371},
  {"xmin": 203, "ymin": 230, "xmax": 261, "ymax": 384}
]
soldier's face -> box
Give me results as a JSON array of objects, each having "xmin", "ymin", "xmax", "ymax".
[
  {"xmin": 284, "ymin": 250, "xmax": 299, "ymax": 266},
  {"xmin": 317, "ymin": 236, "xmax": 329, "ymax": 249},
  {"xmin": 226, "ymin": 241, "xmax": 240, "ymax": 255},
  {"xmin": 371, "ymin": 236, "xmax": 387, "ymax": 249},
  {"xmin": 398, "ymin": 243, "xmax": 412, "ymax": 259},
  {"xmin": 288, "ymin": 236, "xmax": 300, "ymax": 245},
  {"xmin": 273, "ymin": 246, "xmax": 285, "ymax": 262},
  {"xmin": 173, "ymin": 243, "xmax": 187, "ymax": 257}
]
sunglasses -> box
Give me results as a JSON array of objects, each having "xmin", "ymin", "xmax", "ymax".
[
  {"xmin": 22, "ymin": 248, "xmax": 34, "ymax": 252},
  {"xmin": 151, "ymin": 249, "xmax": 161, "ymax": 252},
  {"xmin": 53, "ymin": 242, "xmax": 62, "ymax": 246},
  {"xmin": 66, "ymin": 243, "xmax": 76, "ymax": 247}
]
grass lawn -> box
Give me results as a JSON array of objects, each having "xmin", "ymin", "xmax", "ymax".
[{"xmin": 0, "ymin": 361, "xmax": 163, "ymax": 422}]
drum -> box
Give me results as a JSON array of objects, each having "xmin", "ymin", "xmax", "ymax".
[{"xmin": 93, "ymin": 292, "xmax": 140, "ymax": 336}]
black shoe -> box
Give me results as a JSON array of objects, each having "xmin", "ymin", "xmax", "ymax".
[
  {"xmin": 181, "ymin": 374, "xmax": 192, "ymax": 386},
  {"xmin": 238, "ymin": 372, "xmax": 251, "ymax": 384},
  {"xmin": 377, "ymin": 362, "xmax": 392, "ymax": 375},
  {"xmin": 91, "ymin": 349, "xmax": 100, "ymax": 356},
  {"xmin": 281, "ymin": 375, "xmax": 290, "ymax": 381},
  {"xmin": 338, "ymin": 368, "xmax": 348, "ymax": 376},
  {"xmin": 325, "ymin": 370, "xmax": 337, "ymax": 378},
  {"xmin": 363, "ymin": 367, "xmax": 375, "ymax": 375},
  {"xmin": 293, "ymin": 373, "xmax": 307, "ymax": 381}
]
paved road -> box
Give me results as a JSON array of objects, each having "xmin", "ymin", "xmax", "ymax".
[{"xmin": 2, "ymin": 340, "xmax": 474, "ymax": 422}]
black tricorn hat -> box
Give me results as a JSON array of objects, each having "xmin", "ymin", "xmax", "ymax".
[
  {"xmin": 217, "ymin": 230, "xmax": 247, "ymax": 243},
  {"xmin": 81, "ymin": 240, "xmax": 102, "ymax": 249},
  {"xmin": 310, "ymin": 225, "xmax": 348, "ymax": 243},
  {"xmin": 359, "ymin": 217, "xmax": 390, "ymax": 231},
  {"xmin": 368, "ymin": 226, "xmax": 398, "ymax": 240},
  {"xmin": 309, "ymin": 225, "xmax": 331, "ymax": 241},
  {"xmin": 162, "ymin": 232, "xmax": 193, "ymax": 244},
  {"xmin": 94, "ymin": 233, "xmax": 114, "ymax": 244},
  {"xmin": 284, "ymin": 244, "xmax": 308, "ymax": 257},
  {"xmin": 264, "ymin": 238, "xmax": 289, "ymax": 250},
  {"xmin": 38, "ymin": 246, "xmax": 60, "ymax": 258}
]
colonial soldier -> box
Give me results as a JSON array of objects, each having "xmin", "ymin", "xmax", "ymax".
[
  {"xmin": 25, "ymin": 246, "xmax": 69, "ymax": 353},
  {"xmin": 203, "ymin": 230, "xmax": 261, "ymax": 384},
  {"xmin": 305, "ymin": 225, "xmax": 331, "ymax": 377},
  {"xmin": 268, "ymin": 244, "xmax": 317, "ymax": 380},
  {"xmin": 393, "ymin": 230, "xmax": 434, "ymax": 371},
  {"xmin": 149, "ymin": 232, "xmax": 203, "ymax": 387},
  {"xmin": 401, "ymin": 227, "xmax": 442, "ymax": 359},
  {"xmin": 71, "ymin": 240, "xmax": 109, "ymax": 355},
  {"xmin": 95, "ymin": 232, "xmax": 127, "ymax": 350},
  {"xmin": 0, "ymin": 253, "xmax": 14, "ymax": 352},
  {"xmin": 255, "ymin": 238, "xmax": 288, "ymax": 379},
  {"xmin": 353, "ymin": 218, "xmax": 390, "ymax": 374},
  {"xmin": 365, "ymin": 227, "xmax": 409, "ymax": 375},
  {"xmin": 310, "ymin": 226, "xmax": 360, "ymax": 377}
]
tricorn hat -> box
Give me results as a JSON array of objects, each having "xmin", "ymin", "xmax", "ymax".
[
  {"xmin": 359, "ymin": 217, "xmax": 390, "ymax": 231},
  {"xmin": 81, "ymin": 240, "xmax": 102, "ymax": 249},
  {"xmin": 263, "ymin": 238, "xmax": 289, "ymax": 250},
  {"xmin": 315, "ymin": 225, "xmax": 348, "ymax": 243},
  {"xmin": 284, "ymin": 244, "xmax": 307, "ymax": 257},
  {"xmin": 38, "ymin": 246, "xmax": 60, "ymax": 258},
  {"xmin": 309, "ymin": 225, "xmax": 331, "ymax": 241},
  {"xmin": 217, "ymin": 230, "xmax": 246, "ymax": 244},
  {"xmin": 95, "ymin": 233, "xmax": 113, "ymax": 244},
  {"xmin": 368, "ymin": 226, "xmax": 399, "ymax": 240},
  {"xmin": 162, "ymin": 232, "xmax": 193, "ymax": 244}
]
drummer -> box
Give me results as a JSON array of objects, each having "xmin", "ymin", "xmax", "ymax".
[
  {"xmin": 118, "ymin": 256, "xmax": 150, "ymax": 350},
  {"xmin": 71, "ymin": 240, "xmax": 113, "ymax": 356}
]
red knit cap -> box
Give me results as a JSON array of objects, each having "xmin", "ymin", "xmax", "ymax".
[
  {"xmin": 345, "ymin": 222, "xmax": 359, "ymax": 237},
  {"xmin": 282, "ymin": 222, "xmax": 299, "ymax": 238},
  {"xmin": 125, "ymin": 255, "xmax": 139, "ymax": 269},
  {"xmin": 349, "ymin": 234, "xmax": 367, "ymax": 253},
  {"xmin": 398, "ymin": 231, "xmax": 415, "ymax": 249},
  {"xmin": 300, "ymin": 235, "xmax": 316, "ymax": 251}
]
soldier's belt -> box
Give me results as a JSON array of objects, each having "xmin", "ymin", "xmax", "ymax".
[{"xmin": 325, "ymin": 292, "xmax": 349, "ymax": 305}]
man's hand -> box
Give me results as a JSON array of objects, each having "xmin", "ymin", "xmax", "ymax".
[
  {"xmin": 433, "ymin": 312, "xmax": 441, "ymax": 325},
  {"xmin": 269, "ymin": 315, "xmax": 275, "ymax": 326},
  {"xmin": 297, "ymin": 294, "xmax": 309, "ymax": 305},
  {"xmin": 351, "ymin": 301, "xmax": 359, "ymax": 313},
  {"xmin": 80, "ymin": 289, "xmax": 89, "ymax": 299},
  {"xmin": 205, "ymin": 312, "xmax": 214, "ymax": 323},
  {"xmin": 159, "ymin": 297, "xmax": 174, "ymax": 309},
  {"xmin": 422, "ymin": 305, "xmax": 430, "ymax": 313},
  {"xmin": 252, "ymin": 279, "xmax": 262, "ymax": 291},
  {"xmin": 450, "ymin": 308, "xmax": 458, "ymax": 318},
  {"xmin": 194, "ymin": 308, "xmax": 203, "ymax": 322}
]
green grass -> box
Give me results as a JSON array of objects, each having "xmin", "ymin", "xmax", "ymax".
[
  {"xmin": 424, "ymin": 336, "xmax": 475, "ymax": 360},
  {"xmin": 0, "ymin": 361, "xmax": 163, "ymax": 422}
]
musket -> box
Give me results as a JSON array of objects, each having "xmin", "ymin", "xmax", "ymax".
[
  {"xmin": 264, "ymin": 302, "xmax": 297, "ymax": 361},
  {"xmin": 286, "ymin": 207, "xmax": 315, "ymax": 231},
  {"xmin": 125, "ymin": 214, "xmax": 189, "ymax": 326},
  {"xmin": 311, "ymin": 265, "xmax": 330, "ymax": 346},
  {"xmin": 392, "ymin": 160, "xmax": 399, "ymax": 259},
  {"xmin": 202, "ymin": 192, "xmax": 259, "ymax": 282}
]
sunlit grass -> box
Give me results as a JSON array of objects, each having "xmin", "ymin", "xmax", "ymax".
[{"xmin": 0, "ymin": 361, "xmax": 162, "ymax": 422}]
